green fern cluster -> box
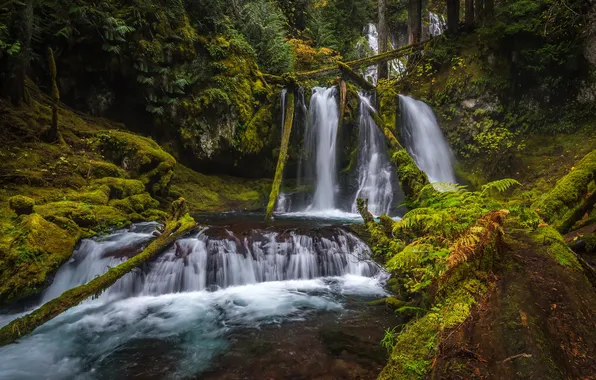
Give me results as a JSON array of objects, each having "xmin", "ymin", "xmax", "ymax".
[{"xmin": 360, "ymin": 178, "xmax": 519, "ymax": 296}]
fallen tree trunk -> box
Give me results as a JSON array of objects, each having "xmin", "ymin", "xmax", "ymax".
[
  {"xmin": 0, "ymin": 199, "xmax": 196, "ymax": 347},
  {"xmin": 338, "ymin": 62, "xmax": 375, "ymax": 91},
  {"xmin": 266, "ymin": 92, "xmax": 295, "ymax": 221},
  {"xmin": 264, "ymin": 40, "xmax": 429, "ymax": 86},
  {"xmin": 535, "ymin": 150, "xmax": 596, "ymax": 233}
]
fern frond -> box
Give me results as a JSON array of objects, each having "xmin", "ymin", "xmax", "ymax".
[{"xmin": 481, "ymin": 178, "xmax": 521, "ymax": 195}]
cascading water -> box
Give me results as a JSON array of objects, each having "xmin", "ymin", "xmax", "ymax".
[
  {"xmin": 399, "ymin": 95, "xmax": 456, "ymax": 183},
  {"xmin": 429, "ymin": 12, "xmax": 447, "ymax": 37},
  {"xmin": 359, "ymin": 24, "xmax": 405, "ymax": 85},
  {"xmin": 304, "ymin": 87, "xmax": 340, "ymax": 211},
  {"xmin": 351, "ymin": 93, "xmax": 393, "ymax": 216},
  {"xmin": 0, "ymin": 223, "xmax": 387, "ymax": 379}
]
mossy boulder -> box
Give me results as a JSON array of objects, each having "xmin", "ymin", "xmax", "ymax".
[
  {"xmin": 0, "ymin": 214, "xmax": 77, "ymax": 304},
  {"xmin": 92, "ymin": 177, "xmax": 145, "ymax": 199},
  {"xmin": 80, "ymin": 160, "xmax": 126, "ymax": 179},
  {"xmin": 110, "ymin": 194, "xmax": 160, "ymax": 214},
  {"xmin": 65, "ymin": 186, "xmax": 110, "ymax": 205},
  {"xmin": 35, "ymin": 201, "xmax": 98, "ymax": 228},
  {"xmin": 96, "ymin": 130, "xmax": 176, "ymax": 195},
  {"xmin": 8, "ymin": 196, "xmax": 35, "ymax": 215}
]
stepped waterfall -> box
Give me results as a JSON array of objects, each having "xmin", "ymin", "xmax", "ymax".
[{"xmin": 0, "ymin": 222, "xmax": 387, "ymax": 379}]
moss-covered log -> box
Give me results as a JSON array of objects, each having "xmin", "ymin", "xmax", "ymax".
[
  {"xmin": 535, "ymin": 150, "xmax": 596, "ymax": 233},
  {"xmin": 337, "ymin": 62, "xmax": 375, "ymax": 91},
  {"xmin": 0, "ymin": 201, "xmax": 196, "ymax": 347},
  {"xmin": 265, "ymin": 92, "xmax": 295, "ymax": 221},
  {"xmin": 339, "ymin": 80, "xmax": 347, "ymax": 123},
  {"xmin": 263, "ymin": 39, "xmax": 429, "ymax": 85},
  {"xmin": 393, "ymin": 149, "xmax": 430, "ymax": 200}
]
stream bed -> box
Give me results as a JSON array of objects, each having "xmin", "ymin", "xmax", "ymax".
[{"xmin": 0, "ymin": 216, "xmax": 399, "ymax": 380}]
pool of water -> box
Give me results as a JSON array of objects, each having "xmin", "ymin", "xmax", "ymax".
[{"xmin": 0, "ymin": 217, "xmax": 397, "ymax": 380}]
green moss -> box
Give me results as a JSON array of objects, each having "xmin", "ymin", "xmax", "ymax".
[
  {"xmin": 379, "ymin": 277, "xmax": 485, "ymax": 380},
  {"xmin": 534, "ymin": 150, "xmax": 596, "ymax": 233},
  {"xmin": 368, "ymin": 296, "xmax": 407, "ymax": 310},
  {"xmin": 530, "ymin": 226, "xmax": 582, "ymax": 269},
  {"xmin": 65, "ymin": 186, "xmax": 110, "ymax": 205},
  {"xmin": 170, "ymin": 163, "xmax": 270, "ymax": 213},
  {"xmin": 0, "ymin": 214, "xmax": 77, "ymax": 304},
  {"xmin": 393, "ymin": 150, "xmax": 430, "ymax": 200},
  {"xmin": 96, "ymin": 130, "xmax": 177, "ymax": 195},
  {"xmin": 110, "ymin": 194, "xmax": 160, "ymax": 214},
  {"xmin": 8, "ymin": 196, "xmax": 35, "ymax": 215},
  {"xmin": 92, "ymin": 177, "xmax": 145, "ymax": 199},
  {"xmin": 80, "ymin": 160, "xmax": 126, "ymax": 179}
]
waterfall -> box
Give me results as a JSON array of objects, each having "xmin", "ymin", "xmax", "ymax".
[
  {"xmin": 0, "ymin": 223, "xmax": 387, "ymax": 379},
  {"xmin": 113, "ymin": 227, "xmax": 377, "ymax": 296},
  {"xmin": 362, "ymin": 23, "xmax": 379, "ymax": 85},
  {"xmin": 304, "ymin": 87, "xmax": 340, "ymax": 211},
  {"xmin": 360, "ymin": 23, "xmax": 405, "ymax": 84},
  {"xmin": 351, "ymin": 93, "xmax": 393, "ymax": 216},
  {"xmin": 399, "ymin": 95, "xmax": 456, "ymax": 183},
  {"xmin": 429, "ymin": 12, "xmax": 447, "ymax": 37}
]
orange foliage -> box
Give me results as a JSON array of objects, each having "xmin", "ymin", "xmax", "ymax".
[{"xmin": 288, "ymin": 38, "xmax": 341, "ymax": 71}]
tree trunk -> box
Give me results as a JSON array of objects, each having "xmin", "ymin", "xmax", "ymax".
[
  {"xmin": 476, "ymin": 0, "xmax": 485, "ymax": 23},
  {"xmin": 408, "ymin": 0, "xmax": 422, "ymax": 44},
  {"xmin": 378, "ymin": 0, "xmax": 389, "ymax": 80},
  {"xmin": 447, "ymin": 0, "xmax": 460, "ymax": 35},
  {"xmin": 265, "ymin": 92, "xmax": 295, "ymax": 222},
  {"xmin": 2, "ymin": 0, "xmax": 33, "ymax": 105},
  {"xmin": 47, "ymin": 48, "xmax": 60, "ymax": 142},
  {"xmin": 0, "ymin": 202, "xmax": 196, "ymax": 347},
  {"xmin": 465, "ymin": 0, "xmax": 475, "ymax": 28},
  {"xmin": 484, "ymin": 0, "xmax": 495, "ymax": 20}
]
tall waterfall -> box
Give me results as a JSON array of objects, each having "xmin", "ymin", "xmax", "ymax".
[
  {"xmin": 304, "ymin": 87, "xmax": 340, "ymax": 211},
  {"xmin": 351, "ymin": 93, "xmax": 393, "ymax": 216},
  {"xmin": 399, "ymin": 95, "xmax": 456, "ymax": 183}
]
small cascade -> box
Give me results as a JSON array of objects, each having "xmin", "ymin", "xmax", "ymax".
[
  {"xmin": 115, "ymin": 227, "xmax": 376, "ymax": 296},
  {"xmin": 429, "ymin": 12, "xmax": 447, "ymax": 37},
  {"xmin": 42, "ymin": 222, "xmax": 159, "ymax": 303},
  {"xmin": 303, "ymin": 87, "xmax": 340, "ymax": 211},
  {"xmin": 275, "ymin": 192, "xmax": 290, "ymax": 213},
  {"xmin": 351, "ymin": 93, "xmax": 394, "ymax": 216},
  {"xmin": 399, "ymin": 95, "xmax": 456, "ymax": 183}
]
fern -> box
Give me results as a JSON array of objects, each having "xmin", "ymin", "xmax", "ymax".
[
  {"xmin": 447, "ymin": 209, "xmax": 509, "ymax": 270},
  {"xmin": 481, "ymin": 178, "xmax": 521, "ymax": 195}
]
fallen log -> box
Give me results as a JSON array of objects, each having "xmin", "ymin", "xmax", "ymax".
[{"xmin": 265, "ymin": 92, "xmax": 295, "ymax": 221}]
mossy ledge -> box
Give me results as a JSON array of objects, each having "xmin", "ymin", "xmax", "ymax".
[{"xmin": 0, "ymin": 203, "xmax": 196, "ymax": 347}]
